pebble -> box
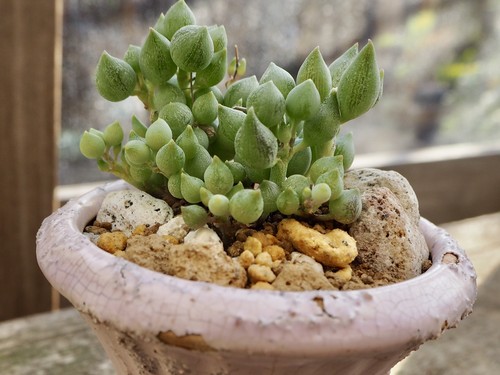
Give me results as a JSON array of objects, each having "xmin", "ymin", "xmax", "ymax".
[{"xmin": 97, "ymin": 190, "xmax": 173, "ymax": 236}]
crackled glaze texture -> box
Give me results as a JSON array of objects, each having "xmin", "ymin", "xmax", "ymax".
[{"xmin": 36, "ymin": 181, "xmax": 477, "ymax": 375}]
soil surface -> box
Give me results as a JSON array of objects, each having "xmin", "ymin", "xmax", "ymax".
[{"xmin": 84, "ymin": 169, "xmax": 432, "ymax": 291}]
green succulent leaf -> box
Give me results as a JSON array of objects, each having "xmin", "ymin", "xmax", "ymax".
[
  {"xmin": 282, "ymin": 174, "xmax": 311, "ymax": 198},
  {"xmin": 131, "ymin": 115, "xmax": 148, "ymax": 138},
  {"xmin": 80, "ymin": 130, "xmax": 106, "ymax": 159},
  {"xmin": 243, "ymin": 165, "xmax": 270, "ymax": 183},
  {"xmin": 302, "ymin": 89, "xmax": 341, "ymax": 146},
  {"xmin": 207, "ymin": 137, "xmax": 235, "ymax": 162},
  {"xmin": 208, "ymin": 194, "xmax": 230, "ymax": 217},
  {"xmin": 129, "ymin": 165, "xmax": 152, "ymax": 185},
  {"xmin": 315, "ymin": 168, "xmax": 343, "ymax": 200},
  {"xmin": 308, "ymin": 155, "xmax": 344, "ymax": 183},
  {"xmin": 193, "ymin": 127, "xmax": 210, "ymax": 149},
  {"xmin": 103, "ymin": 121, "xmax": 124, "ymax": 147},
  {"xmin": 259, "ymin": 62, "xmax": 296, "ymax": 98},
  {"xmin": 194, "ymin": 48, "xmax": 227, "ymax": 89},
  {"xmin": 223, "ymin": 75, "xmax": 259, "ymax": 108},
  {"xmin": 337, "ymin": 40, "xmax": 381, "ymax": 123},
  {"xmin": 329, "ymin": 43, "xmax": 358, "ymax": 87},
  {"xmin": 161, "ymin": 0, "xmax": 196, "ymax": 40},
  {"xmin": 139, "ymin": 28, "xmax": 176, "ymax": 85},
  {"xmin": 176, "ymin": 125, "xmax": 199, "ymax": 160},
  {"xmin": 153, "ymin": 82, "xmax": 186, "ymax": 110},
  {"xmin": 199, "ymin": 186, "xmax": 213, "ymax": 206},
  {"xmin": 204, "ymin": 155, "xmax": 234, "ymax": 194},
  {"xmin": 123, "ymin": 44, "xmax": 141, "ymax": 74},
  {"xmin": 285, "ymin": 79, "xmax": 321, "ymax": 122},
  {"xmin": 158, "ymin": 102, "xmax": 193, "ymax": 139},
  {"xmin": 328, "ymin": 188, "xmax": 362, "ymax": 224},
  {"xmin": 246, "ymin": 81, "xmax": 286, "ymax": 128},
  {"xmin": 311, "ymin": 182, "xmax": 331, "ymax": 205},
  {"xmin": 234, "ymin": 107, "xmax": 278, "ymax": 170},
  {"xmin": 259, "ymin": 180, "xmax": 281, "ymax": 218},
  {"xmin": 226, "ymin": 181, "xmax": 244, "ymax": 200},
  {"xmin": 194, "ymin": 86, "xmax": 224, "ymax": 103},
  {"xmin": 167, "ymin": 172, "xmax": 183, "ymax": 199},
  {"xmin": 296, "ymin": 46, "xmax": 332, "ymax": 101},
  {"xmin": 145, "ymin": 118, "xmax": 173, "ymax": 151},
  {"xmin": 170, "ymin": 25, "xmax": 214, "ymax": 72},
  {"xmin": 229, "ymin": 189, "xmax": 264, "ymax": 225},
  {"xmin": 156, "ymin": 139, "xmax": 185, "ymax": 177},
  {"xmin": 276, "ymin": 187, "xmax": 300, "ymax": 215},
  {"xmin": 287, "ymin": 146, "xmax": 312, "ymax": 176},
  {"xmin": 224, "ymin": 160, "xmax": 246, "ymax": 183},
  {"xmin": 334, "ymin": 132, "xmax": 355, "ymax": 171},
  {"xmin": 183, "ymin": 144, "xmax": 213, "ymax": 179},
  {"xmin": 269, "ymin": 159, "xmax": 287, "ymax": 187},
  {"xmin": 192, "ymin": 91, "xmax": 219, "ymax": 125},
  {"xmin": 181, "ymin": 205, "xmax": 208, "ymax": 230},
  {"xmin": 216, "ymin": 104, "xmax": 246, "ymax": 151},
  {"xmin": 153, "ymin": 13, "xmax": 166, "ymax": 37},
  {"xmin": 124, "ymin": 140, "xmax": 152, "ymax": 166},
  {"xmin": 95, "ymin": 51, "xmax": 137, "ymax": 102},
  {"xmin": 208, "ymin": 25, "xmax": 227, "ymax": 52},
  {"xmin": 180, "ymin": 172, "xmax": 204, "ymax": 203}
]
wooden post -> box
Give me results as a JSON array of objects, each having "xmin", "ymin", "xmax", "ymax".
[{"xmin": 0, "ymin": 0, "xmax": 62, "ymax": 320}]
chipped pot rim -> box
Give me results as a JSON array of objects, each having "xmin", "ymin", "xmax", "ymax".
[{"xmin": 36, "ymin": 180, "xmax": 477, "ymax": 356}]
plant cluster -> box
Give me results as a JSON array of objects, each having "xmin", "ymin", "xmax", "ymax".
[{"xmin": 80, "ymin": 0, "xmax": 384, "ymax": 228}]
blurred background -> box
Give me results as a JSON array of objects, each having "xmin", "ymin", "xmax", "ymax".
[{"xmin": 60, "ymin": 0, "xmax": 500, "ymax": 184}]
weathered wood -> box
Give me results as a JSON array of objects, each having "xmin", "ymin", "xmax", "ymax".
[
  {"xmin": 354, "ymin": 142, "xmax": 500, "ymax": 224},
  {"xmin": 394, "ymin": 212, "xmax": 500, "ymax": 375},
  {"xmin": 0, "ymin": 0, "xmax": 62, "ymax": 320},
  {"xmin": 0, "ymin": 308, "xmax": 114, "ymax": 375}
]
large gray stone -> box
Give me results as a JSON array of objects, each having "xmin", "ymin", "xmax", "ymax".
[{"xmin": 348, "ymin": 185, "xmax": 429, "ymax": 284}]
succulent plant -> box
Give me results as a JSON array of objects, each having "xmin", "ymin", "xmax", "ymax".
[{"xmin": 80, "ymin": 0, "xmax": 384, "ymax": 229}]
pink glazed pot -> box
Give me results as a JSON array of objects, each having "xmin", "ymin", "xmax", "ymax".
[{"xmin": 36, "ymin": 180, "xmax": 477, "ymax": 375}]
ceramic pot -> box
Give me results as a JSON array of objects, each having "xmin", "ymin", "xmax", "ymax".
[{"xmin": 36, "ymin": 180, "xmax": 477, "ymax": 375}]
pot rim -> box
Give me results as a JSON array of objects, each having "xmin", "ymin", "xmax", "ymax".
[{"xmin": 36, "ymin": 180, "xmax": 477, "ymax": 356}]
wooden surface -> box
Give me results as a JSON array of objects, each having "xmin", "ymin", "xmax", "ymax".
[
  {"xmin": 355, "ymin": 141, "xmax": 500, "ymax": 224},
  {"xmin": 393, "ymin": 212, "xmax": 500, "ymax": 375},
  {"xmin": 0, "ymin": 0, "xmax": 62, "ymax": 320},
  {"xmin": 1, "ymin": 212, "xmax": 499, "ymax": 375},
  {"xmin": 0, "ymin": 309, "xmax": 113, "ymax": 375}
]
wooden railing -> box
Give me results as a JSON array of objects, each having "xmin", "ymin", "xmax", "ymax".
[
  {"xmin": 354, "ymin": 141, "xmax": 500, "ymax": 224},
  {"xmin": 0, "ymin": 0, "xmax": 62, "ymax": 322}
]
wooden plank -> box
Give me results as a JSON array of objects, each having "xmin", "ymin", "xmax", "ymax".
[
  {"xmin": 0, "ymin": 309, "xmax": 114, "ymax": 375},
  {"xmin": 354, "ymin": 142, "xmax": 500, "ymax": 224},
  {"xmin": 0, "ymin": 0, "xmax": 62, "ymax": 320},
  {"xmin": 393, "ymin": 211, "xmax": 500, "ymax": 374},
  {"xmin": 441, "ymin": 212, "xmax": 500, "ymax": 286}
]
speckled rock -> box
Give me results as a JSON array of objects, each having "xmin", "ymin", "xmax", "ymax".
[
  {"xmin": 97, "ymin": 191, "xmax": 173, "ymax": 236},
  {"xmin": 348, "ymin": 186, "xmax": 429, "ymax": 283},
  {"xmin": 120, "ymin": 234, "xmax": 247, "ymax": 288},
  {"xmin": 272, "ymin": 263, "xmax": 334, "ymax": 291},
  {"xmin": 344, "ymin": 168, "xmax": 420, "ymax": 225}
]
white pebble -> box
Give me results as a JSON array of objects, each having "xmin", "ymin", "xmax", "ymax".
[
  {"xmin": 184, "ymin": 227, "xmax": 223, "ymax": 251},
  {"xmin": 97, "ymin": 190, "xmax": 173, "ymax": 236},
  {"xmin": 157, "ymin": 215, "xmax": 189, "ymax": 240}
]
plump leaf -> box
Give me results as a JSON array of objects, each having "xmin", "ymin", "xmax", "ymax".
[{"xmin": 234, "ymin": 108, "xmax": 278, "ymax": 170}]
